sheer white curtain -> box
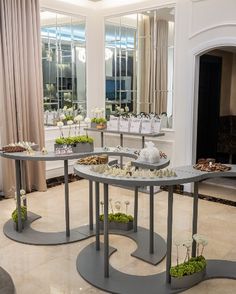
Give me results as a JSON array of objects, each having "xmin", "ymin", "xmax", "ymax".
[{"xmin": 0, "ymin": 0, "xmax": 46, "ymax": 197}]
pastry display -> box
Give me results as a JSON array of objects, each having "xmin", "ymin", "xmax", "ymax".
[
  {"xmin": 90, "ymin": 164, "xmax": 177, "ymax": 179},
  {"xmin": 1, "ymin": 141, "xmax": 36, "ymax": 153},
  {"xmin": 77, "ymin": 155, "xmax": 108, "ymax": 165},
  {"xmin": 193, "ymin": 159, "xmax": 231, "ymax": 172}
]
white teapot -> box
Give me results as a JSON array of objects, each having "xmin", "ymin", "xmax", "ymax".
[{"xmin": 138, "ymin": 141, "xmax": 160, "ymax": 164}]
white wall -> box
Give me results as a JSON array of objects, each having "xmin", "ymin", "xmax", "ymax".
[{"xmin": 40, "ymin": 0, "xmax": 236, "ymax": 178}]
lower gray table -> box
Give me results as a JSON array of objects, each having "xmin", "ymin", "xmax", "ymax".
[{"xmin": 74, "ymin": 164, "xmax": 236, "ymax": 294}]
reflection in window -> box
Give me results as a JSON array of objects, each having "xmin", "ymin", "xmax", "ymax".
[
  {"xmin": 105, "ymin": 8, "xmax": 175, "ymax": 127},
  {"xmin": 40, "ymin": 10, "xmax": 86, "ymax": 124}
]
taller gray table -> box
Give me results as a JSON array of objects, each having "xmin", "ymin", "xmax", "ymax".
[
  {"xmin": 74, "ymin": 164, "xmax": 236, "ymax": 294},
  {"xmin": 84, "ymin": 128, "xmax": 165, "ymax": 148},
  {"xmin": 0, "ymin": 148, "xmax": 142, "ymax": 245}
]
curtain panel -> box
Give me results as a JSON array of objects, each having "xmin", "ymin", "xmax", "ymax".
[
  {"xmin": 138, "ymin": 16, "xmax": 168, "ymax": 114},
  {"xmin": 0, "ymin": 0, "xmax": 46, "ymax": 197}
]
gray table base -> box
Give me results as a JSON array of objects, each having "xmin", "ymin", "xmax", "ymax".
[
  {"xmin": 3, "ymin": 212, "xmax": 166, "ymax": 255},
  {"xmin": 3, "ymin": 212, "xmax": 92, "ymax": 245},
  {"xmin": 77, "ymin": 243, "xmax": 236, "ymax": 294},
  {"xmin": 78, "ymin": 224, "xmax": 166, "ymax": 265},
  {"xmin": 0, "ymin": 267, "xmax": 15, "ymax": 294}
]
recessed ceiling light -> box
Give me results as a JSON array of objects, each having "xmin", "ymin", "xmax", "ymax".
[{"xmin": 146, "ymin": 10, "xmax": 151, "ymax": 14}]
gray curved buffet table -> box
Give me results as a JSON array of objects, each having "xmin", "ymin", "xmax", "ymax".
[
  {"xmin": 0, "ymin": 149, "xmax": 169, "ymax": 247},
  {"xmin": 74, "ymin": 164, "xmax": 236, "ymax": 294}
]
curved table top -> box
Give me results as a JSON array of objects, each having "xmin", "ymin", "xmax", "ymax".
[
  {"xmin": 74, "ymin": 164, "xmax": 236, "ymax": 187},
  {"xmin": 0, "ymin": 148, "xmax": 170, "ymax": 172},
  {"xmin": 0, "ymin": 148, "xmax": 138, "ymax": 161}
]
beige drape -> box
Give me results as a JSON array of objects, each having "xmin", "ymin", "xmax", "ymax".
[
  {"xmin": 139, "ymin": 16, "xmax": 168, "ymax": 114},
  {"xmin": 0, "ymin": 0, "xmax": 46, "ymax": 197}
]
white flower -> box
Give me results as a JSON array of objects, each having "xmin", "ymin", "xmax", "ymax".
[
  {"xmin": 63, "ymin": 106, "xmax": 67, "ymax": 111},
  {"xmin": 125, "ymin": 106, "xmax": 129, "ymax": 112},
  {"xmin": 20, "ymin": 189, "xmax": 26, "ymax": 196},
  {"xmin": 174, "ymin": 239, "xmax": 182, "ymax": 247},
  {"xmin": 193, "ymin": 234, "xmax": 208, "ymax": 245},
  {"xmin": 183, "ymin": 239, "xmax": 193, "ymax": 248},
  {"xmin": 74, "ymin": 115, "xmax": 83, "ymax": 122},
  {"xmin": 67, "ymin": 120, "xmax": 73, "ymax": 125},
  {"xmin": 84, "ymin": 117, "xmax": 91, "ymax": 123},
  {"xmin": 120, "ymin": 108, "xmax": 124, "ymax": 113},
  {"xmin": 116, "ymin": 106, "xmax": 120, "ymax": 111},
  {"xmin": 67, "ymin": 107, "xmax": 73, "ymax": 112},
  {"xmin": 60, "ymin": 114, "xmax": 66, "ymax": 120},
  {"xmin": 57, "ymin": 121, "xmax": 64, "ymax": 127}
]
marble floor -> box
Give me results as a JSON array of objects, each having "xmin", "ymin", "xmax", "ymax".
[{"xmin": 0, "ymin": 180, "xmax": 235, "ymax": 294}]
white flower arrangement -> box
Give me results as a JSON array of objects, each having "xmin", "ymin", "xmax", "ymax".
[
  {"xmin": 67, "ymin": 120, "xmax": 73, "ymax": 125},
  {"xmin": 174, "ymin": 234, "xmax": 209, "ymax": 266},
  {"xmin": 60, "ymin": 114, "xmax": 66, "ymax": 121},
  {"xmin": 57, "ymin": 121, "xmax": 64, "ymax": 137},
  {"xmin": 84, "ymin": 117, "xmax": 91, "ymax": 124},
  {"xmin": 67, "ymin": 120, "xmax": 73, "ymax": 137},
  {"xmin": 193, "ymin": 234, "xmax": 208, "ymax": 256},
  {"xmin": 74, "ymin": 115, "xmax": 84, "ymax": 136}
]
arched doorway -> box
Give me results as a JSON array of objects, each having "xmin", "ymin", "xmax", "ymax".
[{"xmin": 194, "ymin": 45, "xmax": 236, "ymax": 194}]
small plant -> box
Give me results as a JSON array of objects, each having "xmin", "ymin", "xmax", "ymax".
[
  {"xmin": 99, "ymin": 212, "xmax": 133, "ymax": 224},
  {"xmin": 12, "ymin": 206, "xmax": 27, "ymax": 223},
  {"xmin": 170, "ymin": 256, "xmax": 206, "ymax": 278},
  {"xmin": 55, "ymin": 135, "xmax": 94, "ymax": 145},
  {"xmin": 170, "ymin": 234, "xmax": 208, "ymax": 278},
  {"xmin": 91, "ymin": 117, "xmax": 107, "ymax": 124}
]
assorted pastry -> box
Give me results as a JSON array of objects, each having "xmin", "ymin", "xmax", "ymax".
[
  {"xmin": 193, "ymin": 158, "xmax": 231, "ymax": 172},
  {"xmin": 1, "ymin": 141, "xmax": 36, "ymax": 153},
  {"xmin": 90, "ymin": 164, "xmax": 177, "ymax": 179},
  {"xmin": 77, "ymin": 155, "xmax": 108, "ymax": 165}
]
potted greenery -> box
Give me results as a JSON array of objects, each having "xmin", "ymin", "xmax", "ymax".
[
  {"xmin": 91, "ymin": 117, "xmax": 107, "ymax": 129},
  {"xmin": 99, "ymin": 212, "xmax": 134, "ymax": 231},
  {"xmin": 55, "ymin": 135, "xmax": 94, "ymax": 153},
  {"xmin": 12, "ymin": 206, "xmax": 27, "ymax": 231},
  {"xmin": 99, "ymin": 199, "xmax": 133, "ymax": 230},
  {"xmin": 170, "ymin": 234, "xmax": 208, "ymax": 289}
]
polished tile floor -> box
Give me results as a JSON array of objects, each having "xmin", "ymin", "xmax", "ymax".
[{"xmin": 0, "ymin": 180, "xmax": 235, "ymax": 294}]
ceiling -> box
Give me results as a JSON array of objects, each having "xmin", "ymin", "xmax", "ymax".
[{"xmin": 54, "ymin": 0, "xmax": 153, "ymax": 9}]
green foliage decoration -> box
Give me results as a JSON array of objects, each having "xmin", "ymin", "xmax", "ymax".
[
  {"xmin": 91, "ymin": 117, "xmax": 107, "ymax": 124},
  {"xmin": 170, "ymin": 256, "xmax": 206, "ymax": 278},
  {"xmin": 55, "ymin": 135, "xmax": 94, "ymax": 145},
  {"xmin": 11, "ymin": 206, "xmax": 27, "ymax": 223},
  {"xmin": 99, "ymin": 212, "xmax": 133, "ymax": 224}
]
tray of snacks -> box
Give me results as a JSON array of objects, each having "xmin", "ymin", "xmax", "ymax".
[
  {"xmin": 77, "ymin": 155, "xmax": 108, "ymax": 165},
  {"xmin": 1, "ymin": 142, "xmax": 37, "ymax": 153},
  {"xmin": 193, "ymin": 158, "xmax": 231, "ymax": 172}
]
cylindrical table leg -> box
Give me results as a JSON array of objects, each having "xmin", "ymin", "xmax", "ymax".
[
  {"xmin": 142, "ymin": 136, "xmax": 145, "ymax": 148},
  {"xmin": 101, "ymin": 132, "xmax": 104, "ymax": 147},
  {"xmin": 149, "ymin": 186, "xmax": 154, "ymax": 254},
  {"xmin": 20, "ymin": 161, "xmax": 27, "ymax": 210},
  {"xmin": 104, "ymin": 183, "xmax": 109, "ymax": 278},
  {"xmin": 89, "ymin": 180, "xmax": 94, "ymax": 230},
  {"xmin": 134, "ymin": 187, "xmax": 138, "ymax": 232},
  {"xmin": 95, "ymin": 182, "xmax": 100, "ymax": 250},
  {"xmin": 15, "ymin": 160, "xmax": 22, "ymax": 232},
  {"xmin": 64, "ymin": 160, "xmax": 70, "ymax": 237},
  {"xmin": 192, "ymin": 182, "xmax": 199, "ymax": 257},
  {"xmin": 166, "ymin": 186, "xmax": 174, "ymax": 284},
  {"xmin": 120, "ymin": 134, "xmax": 123, "ymax": 168}
]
